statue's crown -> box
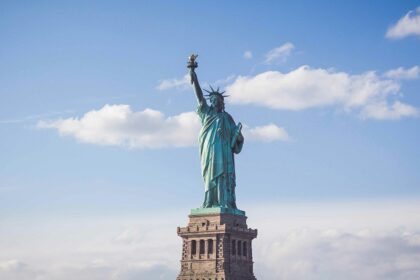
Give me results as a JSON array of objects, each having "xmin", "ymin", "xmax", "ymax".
[{"xmin": 204, "ymin": 85, "xmax": 229, "ymax": 99}]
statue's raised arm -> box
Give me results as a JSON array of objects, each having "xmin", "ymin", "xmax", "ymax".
[{"xmin": 187, "ymin": 54, "xmax": 206, "ymax": 105}]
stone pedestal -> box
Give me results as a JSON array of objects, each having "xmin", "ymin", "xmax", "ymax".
[{"xmin": 176, "ymin": 212, "xmax": 257, "ymax": 280}]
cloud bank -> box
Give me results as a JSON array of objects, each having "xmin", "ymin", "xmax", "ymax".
[
  {"xmin": 37, "ymin": 105, "xmax": 288, "ymax": 148},
  {"xmin": 1, "ymin": 200, "xmax": 420, "ymax": 280},
  {"xmin": 226, "ymin": 65, "xmax": 418, "ymax": 120},
  {"xmin": 252, "ymin": 200, "xmax": 420, "ymax": 280},
  {"xmin": 257, "ymin": 228, "xmax": 420, "ymax": 280},
  {"xmin": 386, "ymin": 7, "xmax": 420, "ymax": 39}
]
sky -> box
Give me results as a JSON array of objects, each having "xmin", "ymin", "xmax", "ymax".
[{"xmin": 1, "ymin": 1, "xmax": 420, "ymax": 279}]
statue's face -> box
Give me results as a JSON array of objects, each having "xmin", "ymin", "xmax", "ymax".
[{"xmin": 210, "ymin": 95, "xmax": 224, "ymax": 111}]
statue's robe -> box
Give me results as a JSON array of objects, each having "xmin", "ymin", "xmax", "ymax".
[{"xmin": 196, "ymin": 101, "xmax": 244, "ymax": 208}]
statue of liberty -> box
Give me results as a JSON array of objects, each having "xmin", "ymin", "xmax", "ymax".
[{"xmin": 188, "ymin": 55, "xmax": 244, "ymax": 212}]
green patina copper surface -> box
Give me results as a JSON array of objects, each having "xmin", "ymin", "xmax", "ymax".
[
  {"xmin": 188, "ymin": 55, "xmax": 245, "ymax": 215},
  {"xmin": 190, "ymin": 206, "xmax": 245, "ymax": 216}
]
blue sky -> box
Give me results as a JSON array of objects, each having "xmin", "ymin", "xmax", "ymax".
[{"xmin": 1, "ymin": 1, "xmax": 420, "ymax": 279}]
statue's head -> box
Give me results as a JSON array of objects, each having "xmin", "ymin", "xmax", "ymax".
[{"xmin": 204, "ymin": 85, "xmax": 228, "ymax": 112}]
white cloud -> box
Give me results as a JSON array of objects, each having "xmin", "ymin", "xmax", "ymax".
[
  {"xmin": 1, "ymin": 200, "xmax": 420, "ymax": 280},
  {"xmin": 0, "ymin": 260, "xmax": 27, "ymax": 272},
  {"xmin": 256, "ymin": 228, "xmax": 420, "ymax": 280},
  {"xmin": 244, "ymin": 123, "xmax": 289, "ymax": 142},
  {"xmin": 156, "ymin": 74, "xmax": 190, "ymax": 91},
  {"xmin": 250, "ymin": 200, "xmax": 420, "ymax": 280},
  {"xmin": 361, "ymin": 101, "xmax": 419, "ymax": 120},
  {"xmin": 37, "ymin": 104, "xmax": 288, "ymax": 148},
  {"xmin": 226, "ymin": 65, "xmax": 418, "ymax": 120},
  {"xmin": 37, "ymin": 105, "xmax": 200, "ymax": 149},
  {"xmin": 386, "ymin": 7, "xmax": 420, "ymax": 39},
  {"xmin": 385, "ymin": 66, "xmax": 420, "ymax": 80},
  {"xmin": 265, "ymin": 42, "xmax": 295, "ymax": 64},
  {"xmin": 0, "ymin": 260, "xmax": 41, "ymax": 280},
  {"xmin": 244, "ymin": 50, "xmax": 253, "ymax": 59}
]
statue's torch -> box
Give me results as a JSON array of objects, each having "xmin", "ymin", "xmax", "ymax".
[
  {"xmin": 188, "ymin": 54, "xmax": 198, "ymax": 85},
  {"xmin": 187, "ymin": 54, "xmax": 198, "ymax": 70}
]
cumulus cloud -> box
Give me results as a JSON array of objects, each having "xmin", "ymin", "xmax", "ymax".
[
  {"xmin": 244, "ymin": 50, "xmax": 253, "ymax": 59},
  {"xmin": 156, "ymin": 74, "xmax": 190, "ymax": 91},
  {"xmin": 386, "ymin": 7, "xmax": 420, "ymax": 39},
  {"xmin": 245, "ymin": 123, "xmax": 289, "ymax": 142},
  {"xmin": 37, "ymin": 104, "xmax": 288, "ymax": 148},
  {"xmin": 384, "ymin": 66, "xmax": 420, "ymax": 80},
  {"xmin": 226, "ymin": 65, "xmax": 418, "ymax": 120},
  {"xmin": 38, "ymin": 105, "xmax": 200, "ymax": 148},
  {"xmin": 361, "ymin": 101, "xmax": 419, "ymax": 120},
  {"xmin": 265, "ymin": 42, "xmax": 295, "ymax": 64}
]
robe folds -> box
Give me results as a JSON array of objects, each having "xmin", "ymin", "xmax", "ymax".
[{"xmin": 196, "ymin": 102, "xmax": 243, "ymax": 208}]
